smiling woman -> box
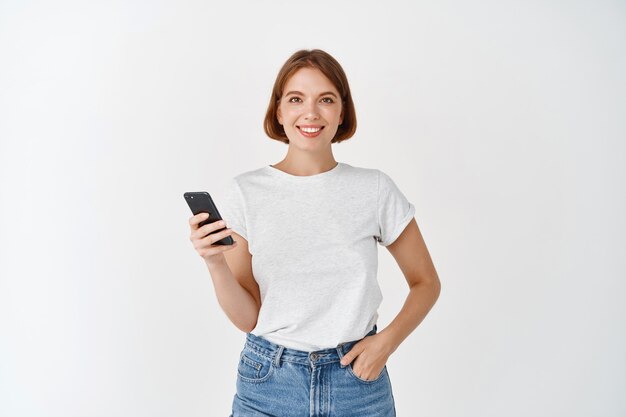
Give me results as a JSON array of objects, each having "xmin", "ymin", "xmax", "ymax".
[
  {"xmin": 188, "ymin": 48, "xmax": 441, "ymax": 417},
  {"xmin": 275, "ymin": 67, "xmax": 344, "ymax": 146},
  {"xmin": 263, "ymin": 49, "xmax": 357, "ymax": 146}
]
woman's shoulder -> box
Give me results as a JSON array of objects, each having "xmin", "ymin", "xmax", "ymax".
[
  {"xmin": 230, "ymin": 165, "xmax": 272, "ymax": 183},
  {"xmin": 339, "ymin": 162, "xmax": 383, "ymax": 179},
  {"xmin": 337, "ymin": 161, "xmax": 376, "ymax": 172}
]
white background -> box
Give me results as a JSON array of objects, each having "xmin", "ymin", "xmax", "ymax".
[{"xmin": 1, "ymin": 1, "xmax": 625, "ymax": 416}]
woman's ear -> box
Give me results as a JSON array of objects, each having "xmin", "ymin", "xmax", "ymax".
[{"xmin": 277, "ymin": 107, "xmax": 283, "ymax": 125}]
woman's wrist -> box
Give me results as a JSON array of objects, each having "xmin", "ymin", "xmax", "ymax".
[{"xmin": 204, "ymin": 253, "xmax": 227, "ymax": 269}]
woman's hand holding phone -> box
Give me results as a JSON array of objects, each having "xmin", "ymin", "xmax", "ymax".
[{"xmin": 188, "ymin": 213, "xmax": 238, "ymax": 265}]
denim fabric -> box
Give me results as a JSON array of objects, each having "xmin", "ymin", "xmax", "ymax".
[{"xmin": 229, "ymin": 324, "xmax": 396, "ymax": 417}]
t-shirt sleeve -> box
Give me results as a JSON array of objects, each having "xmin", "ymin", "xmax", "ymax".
[
  {"xmin": 375, "ymin": 170, "xmax": 416, "ymax": 246},
  {"xmin": 220, "ymin": 177, "xmax": 248, "ymax": 241}
]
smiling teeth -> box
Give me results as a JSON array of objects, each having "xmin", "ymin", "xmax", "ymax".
[{"xmin": 300, "ymin": 127, "xmax": 321, "ymax": 133}]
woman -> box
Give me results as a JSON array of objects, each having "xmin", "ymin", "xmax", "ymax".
[{"xmin": 188, "ymin": 49, "xmax": 441, "ymax": 417}]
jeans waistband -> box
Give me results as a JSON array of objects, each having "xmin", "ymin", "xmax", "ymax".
[{"xmin": 243, "ymin": 324, "xmax": 378, "ymax": 368}]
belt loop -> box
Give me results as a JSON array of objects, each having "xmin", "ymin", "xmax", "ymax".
[
  {"xmin": 274, "ymin": 345, "xmax": 285, "ymax": 367},
  {"xmin": 336, "ymin": 344, "xmax": 347, "ymax": 368}
]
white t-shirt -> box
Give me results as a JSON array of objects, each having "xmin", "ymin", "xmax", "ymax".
[{"xmin": 220, "ymin": 162, "xmax": 416, "ymax": 352}]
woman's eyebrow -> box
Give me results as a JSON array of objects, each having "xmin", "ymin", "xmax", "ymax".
[{"xmin": 285, "ymin": 90, "xmax": 338, "ymax": 98}]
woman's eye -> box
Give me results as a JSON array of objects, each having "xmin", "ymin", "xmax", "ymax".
[{"xmin": 287, "ymin": 97, "xmax": 334, "ymax": 103}]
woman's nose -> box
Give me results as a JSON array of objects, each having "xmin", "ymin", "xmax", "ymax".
[{"xmin": 303, "ymin": 99, "xmax": 320, "ymax": 119}]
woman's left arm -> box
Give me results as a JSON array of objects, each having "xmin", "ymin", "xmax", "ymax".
[{"xmin": 340, "ymin": 218, "xmax": 441, "ymax": 380}]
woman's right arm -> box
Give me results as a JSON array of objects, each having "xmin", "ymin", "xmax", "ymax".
[{"xmin": 189, "ymin": 213, "xmax": 261, "ymax": 333}]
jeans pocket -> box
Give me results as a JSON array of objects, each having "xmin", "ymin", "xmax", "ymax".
[
  {"xmin": 346, "ymin": 363, "xmax": 387, "ymax": 384},
  {"xmin": 236, "ymin": 345, "xmax": 275, "ymax": 383}
]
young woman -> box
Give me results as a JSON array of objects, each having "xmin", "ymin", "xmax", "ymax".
[{"xmin": 188, "ymin": 49, "xmax": 441, "ymax": 417}]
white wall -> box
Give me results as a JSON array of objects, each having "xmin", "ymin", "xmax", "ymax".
[{"xmin": 1, "ymin": 0, "xmax": 624, "ymax": 416}]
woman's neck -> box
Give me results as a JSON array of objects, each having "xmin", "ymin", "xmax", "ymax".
[{"xmin": 270, "ymin": 155, "xmax": 338, "ymax": 177}]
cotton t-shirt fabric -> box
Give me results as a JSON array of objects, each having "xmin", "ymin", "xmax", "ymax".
[{"xmin": 220, "ymin": 162, "xmax": 416, "ymax": 352}]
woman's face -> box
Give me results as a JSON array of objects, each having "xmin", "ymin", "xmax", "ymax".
[{"xmin": 276, "ymin": 67, "xmax": 344, "ymax": 149}]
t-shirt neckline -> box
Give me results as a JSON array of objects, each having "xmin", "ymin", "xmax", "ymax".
[{"xmin": 265, "ymin": 162, "xmax": 344, "ymax": 180}]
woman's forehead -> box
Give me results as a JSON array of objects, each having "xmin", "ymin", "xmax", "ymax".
[{"xmin": 284, "ymin": 68, "xmax": 338, "ymax": 93}]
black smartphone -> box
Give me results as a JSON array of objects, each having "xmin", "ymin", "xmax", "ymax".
[{"xmin": 183, "ymin": 191, "xmax": 234, "ymax": 245}]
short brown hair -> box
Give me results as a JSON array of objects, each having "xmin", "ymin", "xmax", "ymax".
[{"xmin": 264, "ymin": 49, "xmax": 357, "ymax": 144}]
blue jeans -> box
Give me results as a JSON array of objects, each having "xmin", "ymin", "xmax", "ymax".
[{"xmin": 229, "ymin": 324, "xmax": 396, "ymax": 417}]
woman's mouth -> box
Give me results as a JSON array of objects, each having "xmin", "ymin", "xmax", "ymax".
[{"xmin": 297, "ymin": 125, "xmax": 324, "ymax": 138}]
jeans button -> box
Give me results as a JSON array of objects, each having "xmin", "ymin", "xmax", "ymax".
[{"xmin": 310, "ymin": 353, "xmax": 318, "ymax": 361}]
